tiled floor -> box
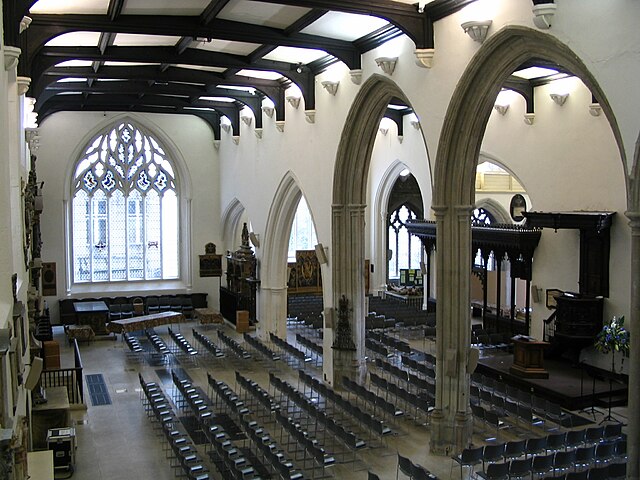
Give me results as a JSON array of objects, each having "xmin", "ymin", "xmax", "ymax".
[{"xmin": 45, "ymin": 320, "xmax": 627, "ymax": 480}]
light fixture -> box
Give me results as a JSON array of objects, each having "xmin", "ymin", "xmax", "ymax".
[
  {"xmin": 524, "ymin": 113, "xmax": 535, "ymax": 125},
  {"xmin": 275, "ymin": 121, "xmax": 285, "ymax": 132},
  {"xmin": 240, "ymin": 115, "xmax": 252, "ymax": 126},
  {"xmin": 321, "ymin": 80, "xmax": 339, "ymax": 96},
  {"xmin": 375, "ymin": 57, "xmax": 398, "ymax": 76},
  {"xmin": 349, "ymin": 69, "xmax": 362, "ymax": 85},
  {"xmin": 286, "ymin": 96, "xmax": 300, "ymax": 109},
  {"xmin": 461, "ymin": 20, "xmax": 492, "ymax": 43},
  {"xmin": 493, "ymin": 104, "xmax": 509, "ymax": 115},
  {"xmin": 261, "ymin": 105, "xmax": 274, "ymax": 118},
  {"xmin": 550, "ymin": 92, "xmax": 569, "ymax": 106},
  {"xmin": 589, "ymin": 103, "xmax": 602, "ymax": 117},
  {"xmin": 304, "ymin": 110, "xmax": 315, "ymax": 124},
  {"xmin": 532, "ymin": 2, "xmax": 557, "ymax": 29},
  {"xmin": 414, "ymin": 48, "xmax": 435, "ymax": 68}
]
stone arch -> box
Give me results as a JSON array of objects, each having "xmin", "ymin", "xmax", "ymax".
[
  {"xmin": 372, "ymin": 160, "xmax": 412, "ymax": 294},
  {"xmin": 331, "ymin": 74, "xmax": 419, "ymax": 385},
  {"xmin": 260, "ymin": 171, "xmax": 322, "ymax": 339},
  {"xmin": 474, "ymin": 198, "xmax": 511, "ymax": 224},
  {"xmin": 221, "ymin": 197, "xmax": 246, "ymax": 254},
  {"xmin": 429, "ymin": 25, "xmax": 629, "ymax": 454}
]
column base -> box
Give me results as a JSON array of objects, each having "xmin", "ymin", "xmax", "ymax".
[
  {"xmin": 332, "ymin": 348, "xmax": 365, "ymax": 390},
  {"xmin": 429, "ymin": 409, "xmax": 473, "ymax": 456}
]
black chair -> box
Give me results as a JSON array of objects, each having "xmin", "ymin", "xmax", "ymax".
[
  {"xmin": 503, "ymin": 440, "xmax": 526, "ymax": 462},
  {"xmin": 482, "ymin": 443, "xmax": 506, "ymax": 469},
  {"xmin": 507, "ymin": 458, "xmax": 532, "ymax": 480},
  {"xmin": 584, "ymin": 426, "xmax": 604, "ymax": 446},
  {"xmin": 452, "ymin": 446, "xmax": 483, "ymax": 478},
  {"xmin": 607, "ymin": 462, "xmax": 627, "ymax": 480},
  {"xmin": 565, "ymin": 471, "xmax": 588, "ymax": 480},
  {"xmin": 525, "ymin": 437, "xmax": 548, "ymax": 458},
  {"xmin": 368, "ymin": 471, "xmax": 381, "ymax": 480},
  {"xmin": 565, "ymin": 429, "xmax": 586, "ymax": 450},
  {"xmin": 603, "ymin": 423, "xmax": 623, "ymax": 442},
  {"xmin": 477, "ymin": 462, "xmax": 510, "ymax": 480},
  {"xmin": 593, "ymin": 441, "xmax": 615, "ymax": 466},
  {"xmin": 586, "ymin": 466, "xmax": 610, "ymax": 480},
  {"xmin": 546, "ymin": 432, "xmax": 567, "ymax": 454},
  {"xmin": 553, "ymin": 450, "xmax": 576, "ymax": 477},
  {"xmin": 573, "ymin": 445, "xmax": 595, "ymax": 472},
  {"xmin": 397, "ymin": 453, "xmax": 413, "ymax": 480},
  {"xmin": 531, "ymin": 454, "xmax": 554, "ymax": 480}
]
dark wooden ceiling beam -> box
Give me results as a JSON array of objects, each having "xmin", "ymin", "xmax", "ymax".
[
  {"xmin": 107, "ymin": 0, "xmax": 126, "ymax": 22},
  {"xmin": 27, "ymin": 14, "xmax": 361, "ymax": 69},
  {"xmin": 200, "ymin": 0, "xmax": 232, "ymax": 25}
]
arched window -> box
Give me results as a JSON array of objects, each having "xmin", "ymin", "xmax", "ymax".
[
  {"xmin": 388, "ymin": 204, "xmax": 421, "ymax": 280},
  {"xmin": 71, "ymin": 121, "xmax": 179, "ymax": 283},
  {"xmin": 472, "ymin": 207, "xmax": 497, "ymax": 270}
]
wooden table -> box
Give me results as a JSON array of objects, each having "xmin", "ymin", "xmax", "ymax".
[
  {"xmin": 73, "ymin": 301, "xmax": 109, "ymax": 335},
  {"xmin": 194, "ymin": 308, "xmax": 223, "ymax": 325},
  {"xmin": 106, "ymin": 311, "xmax": 185, "ymax": 334}
]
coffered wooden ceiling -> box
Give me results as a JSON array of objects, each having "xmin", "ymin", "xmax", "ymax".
[{"xmin": 3, "ymin": 0, "xmax": 558, "ymax": 138}]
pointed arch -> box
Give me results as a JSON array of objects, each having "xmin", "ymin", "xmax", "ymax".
[
  {"xmin": 474, "ymin": 198, "xmax": 511, "ymax": 224},
  {"xmin": 221, "ymin": 197, "xmax": 246, "ymax": 254}
]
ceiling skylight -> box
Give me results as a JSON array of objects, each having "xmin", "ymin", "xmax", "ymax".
[
  {"xmin": 263, "ymin": 46, "xmax": 329, "ymax": 65},
  {"xmin": 194, "ymin": 39, "xmax": 260, "ymax": 56},
  {"xmin": 55, "ymin": 60, "xmax": 94, "ymax": 68},
  {"xmin": 45, "ymin": 32, "xmax": 100, "ymax": 47},
  {"xmin": 200, "ymin": 97, "xmax": 237, "ymax": 103},
  {"xmin": 30, "ymin": 0, "xmax": 107, "ymax": 15},
  {"xmin": 56, "ymin": 77, "xmax": 89, "ymax": 83},
  {"xmin": 237, "ymin": 70, "xmax": 284, "ymax": 81},
  {"xmin": 113, "ymin": 34, "xmax": 181, "ymax": 46},
  {"xmin": 217, "ymin": 0, "xmax": 310, "ymax": 29},
  {"xmin": 512, "ymin": 66, "xmax": 559, "ymax": 80},
  {"xmin": 219, "ymin": 86, "xmax": 257, "ymax": 94},
  {"xmin": 173, "ymin": 64, "xmax": 226, "ymax": 73},
  {"xmin": 302, "ymin": 11, "xmax": 389, "ymax": 42}
]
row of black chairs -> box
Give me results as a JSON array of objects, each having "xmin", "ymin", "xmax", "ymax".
[
  {"xmin": 366, "ymin": 337, "xmax": 393, "ymax": 359},
  {"xmin": 270, "ymin": 333, "xmax": 311, "ymax": 366},
  {"xmin": 295, "ymin": 333, "xmax": 323, "ymax": 358},
  {"xmin": 367, "ymin": 331, "xmax": 411, "ymax": 355},
  {"xmin": 243, "ymin": 333, "xmax": 281, "ymax": 362},
  {"xmin": 234, "ymin": 371, "xmax": 336, "ymax": 479},
  {"xmin": 145, "ymin": 328, "xmax": 172, "ymax": 364},
  {"xmin": 217, "ymin": 330, "xmax": 251, "ymax": 360},
  {"xmin": 374, "ymin": 358, "xmax": 436, "ymax": 396},
  {"xmin": 400, "ymin": 354, "xmax": 436, "ymax": 377},
  {"xmin": 297, "ymin": 370, "xmax": 392, "ymax": 441},
  {"xmin": 192, "ymin": 329, "xmax": 225, "ymax": 359},
  {"xmin": 138, "ymin": 373, "xmax": 210, "ymax": 480},
  {"xmin": 396, "ymin": 452, "xmax": 439, "ymax": 480},
  {"xmin": 369, "ymin": 372, "xmax": 434, "ymax": 423},
  {"xmin": 364, "ymin": 313, "xmax": 397, "ymax": 330},
  {"xmin": 207, "ymin": 373, "xmax": 251, "ymax": 418},
  {"xmin": 168, "ymin": 327, "xmax": 198, "ymax": 362},
  {"xmin": 270, "ymin": 373, "xmax": 368, "ymax": 453},
  {"xmin": 342, "ymin": 376, "xmax": 404, "ymax": 419},
  {"xmin": 123, "ymin": 332, "xmax": 144, "ymax": 360}
]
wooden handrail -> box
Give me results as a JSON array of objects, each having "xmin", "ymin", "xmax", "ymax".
[{"xmin": 40, "ymin": 339, "xmax": 84, "ymax": 404}]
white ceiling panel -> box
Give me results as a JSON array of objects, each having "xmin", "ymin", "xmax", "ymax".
[
  {"xmin": 237, "ymin": 70, "xmax": 284, "ymax": 81},
  {"xmin": 55, "ymin": 60, "xmax": 94, "ymax": 68},
  {"xmin": 174, "ymin": 64, "xmax": 227, "ymax": 73},
  {"xmin": 103, "ymin": 62, "xmax": 160, "ymax": 67},
  {"xmin": 113, "ymin": 34, "xmax": 181, "ymax": 47},
  {"xmin": 45, "ymin": 32, "xmax": 101, "ymax": 47},
  {"xmin": 302, "ymin": 12, "xmax": 389, "ymax": 41},
  {"xmin": 218, "ymin": 0, "xmax": 310, "ymax": 29},
  {"xmin": 263, "ymin": 46, "xmax": 328, "ymax": 65},
  {"xmin": 195, "ymin": 39, "xmax": 261, "ymax": 56},
  {"xmin": 122, "ymin": 0, "xmax": 209, "ymax": 15},
  {"xmin": 30, "ymin": 0, "xmax": 108, "ymax": 14}
]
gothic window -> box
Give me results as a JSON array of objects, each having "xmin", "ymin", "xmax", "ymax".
[
  {"xmin": 288, "ymin": 197, "xmax": 317, "ymax": 262},
  {"xmin": 472, "ymin": 207, "xmax": 497, "ymax": 270},
  {"xmin": 388, "ymin": 204, "xmax": 421, "ymax": 280},
  {"xmin": 71, "ymin": 121, "xmax": 179, "ymax": 283}
]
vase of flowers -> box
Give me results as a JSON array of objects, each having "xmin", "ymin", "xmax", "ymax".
[{"xmin": 594, "ymin": 315, "xmax": 630, "ymax": 373}]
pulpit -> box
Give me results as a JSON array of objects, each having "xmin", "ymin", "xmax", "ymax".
[{"xmin": 509, "ymin": 336, "xmax": 550, "ymax": 379}]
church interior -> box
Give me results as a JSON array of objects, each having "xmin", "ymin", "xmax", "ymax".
[{"xmin": 0, "ymin": 0, "xmax": 638, "ymax": 479}]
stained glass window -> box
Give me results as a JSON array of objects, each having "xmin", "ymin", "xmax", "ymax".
[{"xmin": 71, "ymin": 121, "xmax": 179, "ymax": 283}]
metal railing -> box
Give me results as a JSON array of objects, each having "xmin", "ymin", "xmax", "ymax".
[{"xmin": 41, "ymin": 339, "xmax": 84, "ymax": 405}]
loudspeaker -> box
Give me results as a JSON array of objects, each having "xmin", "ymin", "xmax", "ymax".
[
  {"xmin": 248, "ymin": 232, "xmax": 260, "ymax": 248},
  {"xmin": 25, "ymin": 357, "xmax": 43, "ymax": 390},
  {"xmin": 42, "ymin": 262, "xmax": 57, "ymax": 296},
  {"xmin": 387, "ymin": 249, "xmax": 393, "ymax": 261},
  {"xmin": 467, "ymin": 347, "xmax": 480, "ymax": 374},
  {"xmin": 323, "ymin": 308, "xmax": 333, "ymax": 329},
  {"xmin": 420, "ymin": 261, "xmax": 427, "ymax": 275},
  {"xmin": 315, "ymin": 243, "xmax": 328, "ymax": 265},
  {"xmin": 531, "ymin": 284, "xmax": 540, "ymax": 303}
]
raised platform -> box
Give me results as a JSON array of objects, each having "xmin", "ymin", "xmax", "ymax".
[{"xmin": 477, "ymin": 351, "xmax": 628, "ymax": 411}]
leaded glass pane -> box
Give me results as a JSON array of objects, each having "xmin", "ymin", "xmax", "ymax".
[
  {"xmin": 109, "ymin": 191, "xmax": 127, "ymax": 280},
  {"xmin": 73, "ymin": 192, "xmax": 91, "ymax": 282},
  {"xmin": 287, "ymin": 197, "xmax": 318, "ymax": 262},
  {"xmin": 162, "ymin": 191, "xmax": 179, "ymax": 278},
  {"xmin": 91, "ymin": 191, "xmax": 109, "ymax": 282},
  {"xmin": 145, "ymin": 190, "xmax": 161, "ymax": 279},
  {"xmin": 127, "ymin": 191, "xmax": 144, "ymax": 280}
]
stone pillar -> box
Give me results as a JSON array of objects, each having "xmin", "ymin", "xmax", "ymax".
[
  {"xmin": 327, "ymin": 203, "xmax": 367, "ymax": 387},
  {"xmin": 625, "ymin": 211, "xmax": 640, "ymax": 480},
  {"xmin": 429, "ymin": 205, "xmax": 473, "ymax": 455},
  {"xmin": 257, "ymin": 285, "xmax": 287, "ymax": 341}
]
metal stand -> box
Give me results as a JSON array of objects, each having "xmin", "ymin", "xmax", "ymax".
[{"xmin": 578, "ymin": 362, "xmax": 598, "ymax": 420}]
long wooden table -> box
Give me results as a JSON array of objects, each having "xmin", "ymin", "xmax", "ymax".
[{"xmin": 106, "ymin": 311, "xmax": 184, "ymax": 334}]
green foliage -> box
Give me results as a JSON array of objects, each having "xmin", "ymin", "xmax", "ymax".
[{"xmin": 594, "ymin": 315, "xmax": 630, "ymax": 357}]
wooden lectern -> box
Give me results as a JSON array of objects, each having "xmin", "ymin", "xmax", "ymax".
[{"xmin": 509, "ymin": 336, "xmax": 550, "ymax": 379}]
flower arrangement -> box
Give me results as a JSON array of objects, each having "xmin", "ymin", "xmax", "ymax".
[{"xmin": 594, "ymin": 315, "xmax": 630, "ymax": 358}]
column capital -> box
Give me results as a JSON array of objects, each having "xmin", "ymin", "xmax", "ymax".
[{"xmin": 625, "ymin": 210, "xmax": 640, "ymax": 230}]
